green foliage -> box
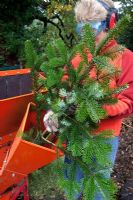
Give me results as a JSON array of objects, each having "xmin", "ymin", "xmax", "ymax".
[
  {"xmin": 0, "ymin": 0, "xmax": 43, "ymax": 66},
  {"xmin": 82, "ymin": 24, "xmax": 96, "ymax": 55},
  {"xmin": 96, "ymin": 15, "xmax": 131, "ymax": 55},
  {"xmin": 82, "ymin": 174, "xmax": 117, "ymax": 200},
  {"xmin": 29, "ymin": 158, "xmax": 64, "ymax": 199},
  {"xmin": 25, "ymin": 16, "xmax": 130, "ymax": 199},
  {"xmin": 0, "ymin": 0, "xmax": 77, "ymax": 66},
  {"xmin": 117, "ymin": 0, "xmax": 133, "ymax": 50},
  {"xmin": 22, "ymin": 129, "xmax": 44, "ymax": 145},
  {"xmin": 75, "ymin": 102, "xmax": 88, "ymax": 122},
  {"xmin": 25, "ymin": 40, "xmax": 37, "ymax": 69}
]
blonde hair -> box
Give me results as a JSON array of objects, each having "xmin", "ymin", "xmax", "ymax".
[{"xmin": 74, "ymin": 0, "xmax": 115, "ymax": 22}]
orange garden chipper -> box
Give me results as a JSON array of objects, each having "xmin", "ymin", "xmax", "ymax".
[{"xmin": 0, "ymin": 69, "xmax": 62, "ymax": 200}]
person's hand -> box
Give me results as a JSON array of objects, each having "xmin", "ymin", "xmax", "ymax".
[{"xmin": 43, "ymin": 110, "xmax": 58, "ymax": 133}]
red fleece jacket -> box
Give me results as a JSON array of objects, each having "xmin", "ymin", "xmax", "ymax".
[
  {"xmin": 99, "ymin": 48, "xmax": 133, "ymax": 136},
  {"xmin": 70, "ymin": 42, "xmax": 133, "ymax": 136},
  {"xmin": 106, "ymin": 48, "xmax": 133, "ymax": 118}
]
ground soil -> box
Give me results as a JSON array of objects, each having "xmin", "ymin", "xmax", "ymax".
[{"xmin": 112, "ymin": 115, "xmax": 133, "ymax": 200}]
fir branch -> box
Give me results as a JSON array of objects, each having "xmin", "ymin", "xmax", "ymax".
[
  {"xmin": 78, "ymin": 60, "xmax": 94, "ymax": 84},
  {"xmin": 42, "ymin": 132, "xmax": 113, "ymax": 177},
  {"xmin": 41, "ymin": 132, "xmax": 91, "ymax": 174},
  {"xmin": 95, "ymin": 15, "xmax": 130, "ymax": 55},
  {"xmin": 24, "ymin": 16, "xmax": 129, "ymax": 198},
  {"xmin": 62, "ymin": 112, "xmax": 90, "ymax": 136},
  {"xmin": 82, "ymin": 24, "xmax": 96, "ymax": 55},
  {"xmin": 101, "ymin": 45, "xmax": 125, "ymax": 60}
]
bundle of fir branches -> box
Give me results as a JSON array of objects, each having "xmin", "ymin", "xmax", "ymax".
[{"xmin": 25, "ymin": 15, "xmax": 130, "ymax": 200}]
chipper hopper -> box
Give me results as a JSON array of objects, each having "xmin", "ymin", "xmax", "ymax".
[{"xmin": 0, "ymin": 69, "xmax": 62, "ymax": 199}]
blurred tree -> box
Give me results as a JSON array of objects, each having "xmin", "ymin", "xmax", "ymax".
[
  {"xmin": 0, "ymin": 0, "xmax": 43, "ymax": 66},
  {"xmin": 117, "ymin": 0, "xmax": 133, "ymax": 50},
  {"xmin": 0, "ymin": 0, "xmax": 77, "ymax": 66}
]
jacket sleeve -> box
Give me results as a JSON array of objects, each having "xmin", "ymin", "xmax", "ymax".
[{"xmin": 103, "ymin": 49, "xmax": 133, "ymax": 119}]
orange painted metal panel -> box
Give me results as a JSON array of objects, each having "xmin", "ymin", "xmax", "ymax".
[
  {"xmin": 6, "ymin": 137, "xmax": 58, "ymax": 175},
  {"xmin": 10, "ymin": 178, "xmax": 29, "ymax": 200},
  {"xmin": 0, "ymin": 132, "xmax": 16, "ymax": 167},
  {"xmin": 0, "ymin": 69, "xmax": 51, "ymax": 197},
  {"xmin": 0, "ymin": 93, "xmax": 33, "ymax": 136},
  {"xmin": 0, "ymin": 169, "xmax": 26, "ymax": 194},
  {"xmin": 0, "ymin": 77, "xmax": 62, "ymax": 195},
  {"xmin": 0, "ymin": 191, "xmax": 12, "ymax": 200},
  {"xmin": 5, "ymin": 102, "xmax": 59, "ymax": 175},
  {"xmin": 0, "ymin": 132, "xmax": 16, "ymax": 145},
  {"xmin": 0, "ymin": 68, "xmax": 31, "ymax": 77},
  {"xmin": 0, "ymin": 177, "xmax": 28, "ymax": 199}
]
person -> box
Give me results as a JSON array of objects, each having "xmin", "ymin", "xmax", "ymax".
[{"xmin": 43, "ymin": 0, "xmax": 133, "ymax": 199}]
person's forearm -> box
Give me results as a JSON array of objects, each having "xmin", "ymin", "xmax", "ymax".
[{"xmin": 103, "ymin": 98, "xmax": 132, "ymax": 117}]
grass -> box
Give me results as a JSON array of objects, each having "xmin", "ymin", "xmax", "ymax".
[{"xmin": 28, "ymin": 157, "xmax": 65, "ymax": 200}]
